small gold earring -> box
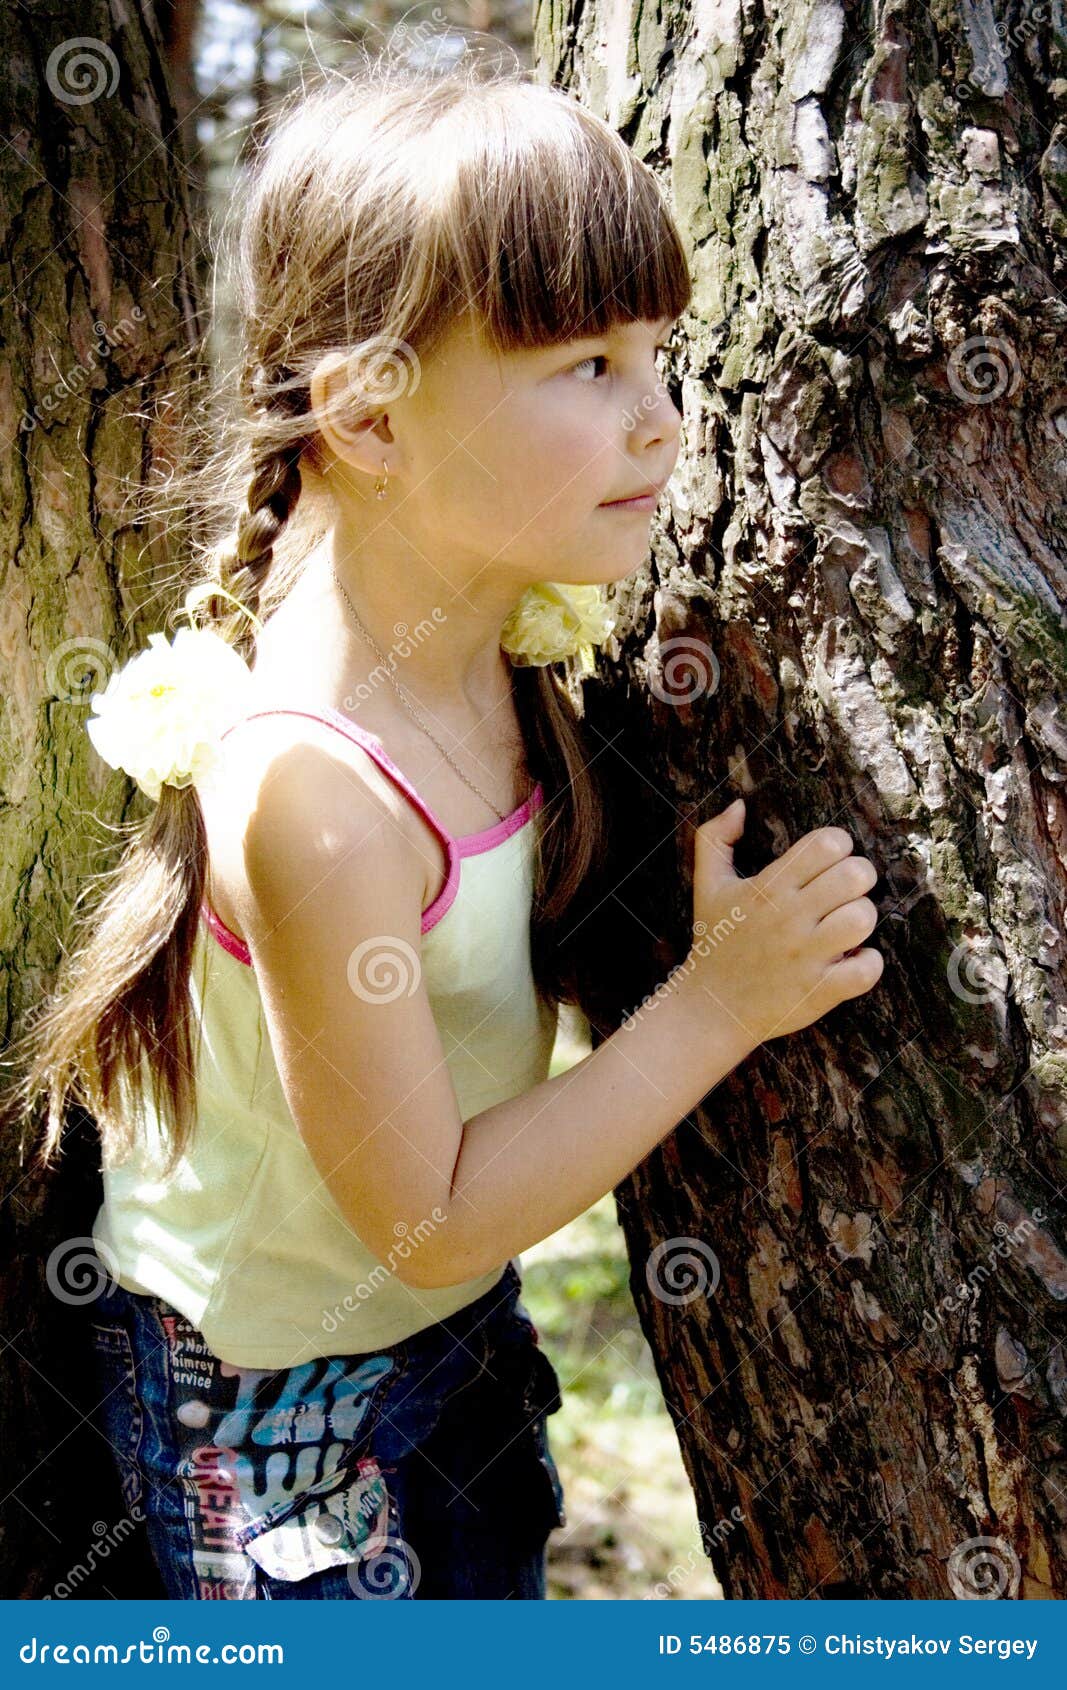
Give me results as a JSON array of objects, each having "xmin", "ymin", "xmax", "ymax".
[{"xmin": 374, "ymin": 460, "xmax": 389, "ymax": 500}]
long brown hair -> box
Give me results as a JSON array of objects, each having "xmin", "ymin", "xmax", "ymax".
[{"xmin": 2, "ymin": 45, "xmax": 692, "ymax": 1176}]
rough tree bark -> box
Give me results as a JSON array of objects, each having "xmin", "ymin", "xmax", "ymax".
[
  {"xmin": 1, "ymin": 6, "xmax": 201, "ymax": 1597},
  {"xmin": 535, "ymin": 0, "xmax": 1067, "ymax": 1597}
]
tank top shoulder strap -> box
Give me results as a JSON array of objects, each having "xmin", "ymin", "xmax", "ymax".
[{"xmin": 219, "ymin": 703, "xmax": 457, "ymax": 856}]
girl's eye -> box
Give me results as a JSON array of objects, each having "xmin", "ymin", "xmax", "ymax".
[
  {"xmin": 571, "ymin": 346, "xmax": 672, "ymax": 381},
  {"xmin": 571, "ymin": 354, "xmax": 609, "ymax": 381}
]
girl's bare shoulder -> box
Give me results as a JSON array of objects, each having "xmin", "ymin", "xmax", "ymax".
[{"xmin": 197, "ymin": 686, "xmax": 432, "ymax": 946}]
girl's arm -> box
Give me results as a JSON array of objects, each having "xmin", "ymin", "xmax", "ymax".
[
  {"xmin": 423, "ymin": 959, "xmax": 755, "ymax": 1287},
  {"xmin": 435, "ymin": 814, "xmax": 882, "ymax": 1288},
  {"xmin": 236, "ymin": 726, "xmax": 879, "ymax": 1291}
]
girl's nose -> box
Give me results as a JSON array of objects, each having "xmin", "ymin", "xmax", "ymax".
[{"xmin": 626, "ymin": 379, "xmax": 682, "ymax": 450}]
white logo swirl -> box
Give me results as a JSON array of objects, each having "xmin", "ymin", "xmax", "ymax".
[
  {"xmin": 947, "ymin": 1535, "xmax": 1020, "ymax": 1599},
  {"xmin": 946, "ymin": 336, "xmax": 1021, "ymax": 405},
  {"xmin": 346, "ymin": 336, "xmax": 421, "ymax": 403},
  {"xmin": 346, "ymin": 1534, "xmax": 421, "ymax": 1598},
  {"xmin": 45, "ymin": 637, "xmax": 116, "ymax": 703},
  {"xmin": 347, "ymin": 937, "xmax": 421, "ymax": 1003},
  {"xmin": 946, "ymin": 939, "xmax": 1008, "ymax": 1006},
  {"xmin": 45, "ymin": 1236, "xmax": 118, "ymax": 1306},
  {"xmin": 646, "ymin": 1237, "xmax": 721, "ymax": 1306},
  {"xmin": 46, "ymin": 38, "xmax": 120, "ymax": 106},
  {"xmin": 325, "ymin": 338, "xmax": 422, "ymax": 448},
  {"xmin": 648, "ymin": 636, "xmax": 720, "ymax": 707}
]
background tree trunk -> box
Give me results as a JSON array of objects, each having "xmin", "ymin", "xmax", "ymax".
[
  {"xmin": 535, "ymin": 0, "xmax": 1067, "ymax": 1597},
  {"xmin": 1, "ymin": 3, "xmax": 201, "ymax": 1597}
]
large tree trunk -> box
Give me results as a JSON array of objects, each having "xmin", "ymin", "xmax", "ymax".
[
  {"xmin": 535, "ymin": 0, "xmax": 1067, "ymax": 1597},
  {"xmin": 0, "ymin": 5, "xmax": 201, "ymax": 1597}
]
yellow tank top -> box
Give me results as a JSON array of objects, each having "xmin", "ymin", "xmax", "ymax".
[{"xmin": 92, "ymin": 704, "xmax": 557, "ymax": 1367}]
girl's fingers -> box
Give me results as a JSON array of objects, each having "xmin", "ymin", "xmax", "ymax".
[
  {"xmin": 826, "ymin": 945, "xmax": 885, "ymax": 999},
  {"xmin": 801, "ymin": 854, "xmax": 880, "ymax": 924},
  {"xmin": 775, "ymin": 826, "xmax": 857, "ymax": 891},
  {"xmin": 814, "ymin": 895, "xmax": 880, "ymax": 957}
]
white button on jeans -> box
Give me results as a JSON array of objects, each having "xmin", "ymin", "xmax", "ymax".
[{"xmin": 313, "ymin": 1513, "xmax": 346, "ymax": 1546}]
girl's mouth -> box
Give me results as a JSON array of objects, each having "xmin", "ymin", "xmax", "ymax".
[{"xmin": 599, "ymin": 493, "xmax": 658, "ymax": 512}]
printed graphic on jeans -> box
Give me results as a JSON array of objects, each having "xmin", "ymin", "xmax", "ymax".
[
  {"xmin": 90, "ymin": 1258, "xmax": 562, "ymax": 1598},
  {"xmin": 159, "ymin": 1312, "xmax": 397, "ymax": 1597}
]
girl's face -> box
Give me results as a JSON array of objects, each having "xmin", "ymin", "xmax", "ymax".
[{"xmin": 360, "ymin": 310, "xmax": 684, "ymax": 591}]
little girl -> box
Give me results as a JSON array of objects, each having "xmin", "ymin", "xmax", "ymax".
[{"xmin": 9, "ymin": 50, "xmax": 883, "ymax": 1601}]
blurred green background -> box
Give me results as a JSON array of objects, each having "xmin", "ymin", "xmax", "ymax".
[{"xmin": 521, "ymin": 1008, "xmax": 720, "ymax": 1600}]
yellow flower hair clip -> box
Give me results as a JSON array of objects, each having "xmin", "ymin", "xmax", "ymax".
[
  {"xmin": 85, "ymin": 585, "xmax": 261, "ymax": 802},
  {"xmin": 499, "ymin": 582, "xmax": 616, "ymax": 674}
]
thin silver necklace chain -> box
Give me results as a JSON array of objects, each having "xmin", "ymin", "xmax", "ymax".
[{"xmin": 330, "ymin": 565, "xmax": 513, "ymax": 824}]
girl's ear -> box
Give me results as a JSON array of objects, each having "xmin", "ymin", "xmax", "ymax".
[{"xmin": 308, "ymin": 350, "xmax": 396, "ymax": 483}]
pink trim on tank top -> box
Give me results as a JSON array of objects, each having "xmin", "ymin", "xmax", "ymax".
[{"xmin": 197, "ymin": 704, "xmax": 543, "ymax": 967}]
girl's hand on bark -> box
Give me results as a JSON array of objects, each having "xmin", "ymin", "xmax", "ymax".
[{"xmin": 688, "ymin": 798, "xmax": 884, "ymax": 1045}]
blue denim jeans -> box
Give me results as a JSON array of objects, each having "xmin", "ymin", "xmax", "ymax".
[{"xmin": 89, "ymin": 1259, "xmax": 566, "ymax": 1599}]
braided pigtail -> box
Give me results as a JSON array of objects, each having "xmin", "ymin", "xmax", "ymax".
[
  {"xmin": 2, "ymin": 359, "xmax": 319, "ymax": 1176},
  {"xmin": 200, "ymin": 365, "xmax": 315, "ymax": 657}
]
